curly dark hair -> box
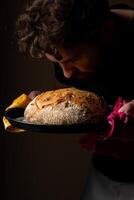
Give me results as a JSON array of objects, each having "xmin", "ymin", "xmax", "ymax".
[{"xmin": 16, "ymin": 0, "xmax": 110, "ymax": 58}]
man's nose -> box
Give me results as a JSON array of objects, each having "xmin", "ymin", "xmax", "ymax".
[{"xmin": 59, "ymin": 62, "xmax": 75, "ymax": 78}]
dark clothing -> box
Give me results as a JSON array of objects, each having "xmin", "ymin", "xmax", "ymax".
[
  {"xmin": 92, "ymin": 156, "xmax": 134, "ymax": 182},
  {"xmin": 54, "ymin": 4, "xmax": 134, "ymax": 182}
]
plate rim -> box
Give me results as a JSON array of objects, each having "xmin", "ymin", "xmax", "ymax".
[{"xmin": 5, "ymin": 107, "xmax": 109, "ymax": 133}]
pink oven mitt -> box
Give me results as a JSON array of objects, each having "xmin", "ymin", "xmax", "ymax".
[{"xmin": 80, "ymin": 97, "xmax": 133, "ymax": 153}]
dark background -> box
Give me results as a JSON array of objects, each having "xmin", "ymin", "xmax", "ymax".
[{"xmin": 1, "ymin": 1, "xmax": 134, "ymax": 200}]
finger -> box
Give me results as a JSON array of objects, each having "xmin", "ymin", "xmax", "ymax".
[{"xmin": 28, "ymin": 90, "xmax": 41, "ymax": 100}]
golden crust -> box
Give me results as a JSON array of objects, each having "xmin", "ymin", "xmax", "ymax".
[
  {"xmin": 24, "ymin": 87, "xmax": 108, "ymax": 124},
  {"xmin": 35, "ymin": 87, "xmax": 105, "ymax": 108}
]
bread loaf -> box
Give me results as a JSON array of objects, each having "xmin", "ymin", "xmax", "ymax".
[{"xmin": 24, "ymin": 87, "xmax": 108, "ymax": 125}]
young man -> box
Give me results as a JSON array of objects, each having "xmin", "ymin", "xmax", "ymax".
[{"xmin": 16, "ymin": 0, "xmax": 134, "ymax": 199}]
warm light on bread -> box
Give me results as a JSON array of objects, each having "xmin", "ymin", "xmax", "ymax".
[{"xmin": 24, "ymin": 87, "xmax": 108, "ymax": 125}]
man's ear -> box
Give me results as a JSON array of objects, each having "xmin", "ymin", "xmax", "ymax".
[{"xmin": 99, "ymin": 19, "xmax": 114, "ymax": 43}]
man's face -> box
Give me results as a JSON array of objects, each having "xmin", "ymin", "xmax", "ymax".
[{"xmin": 45, "ymin": 43, "xmax": 103, "ymax": 80}]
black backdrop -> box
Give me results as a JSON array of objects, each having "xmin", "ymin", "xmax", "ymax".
[
  {"xmin": 0, "ymin": 1, "xmax": 90, "ymax": 200},
  {"xmin": 1, "ymin": 1, "xmax": 134, "ymax": 200}
]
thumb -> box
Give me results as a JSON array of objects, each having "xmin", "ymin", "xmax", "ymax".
[{"xmin": 28, "ymin": 90, "xmax": 41, "ymax": 100}]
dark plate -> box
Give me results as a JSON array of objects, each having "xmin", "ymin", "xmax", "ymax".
[{"xmin": 5, "ymin": 108, "xmax": 110, "ymax": 133}]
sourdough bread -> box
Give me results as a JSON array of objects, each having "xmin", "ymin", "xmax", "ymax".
[{"xmin": 24, "ymin": 87, "xmax": 108, "ymax": 125}]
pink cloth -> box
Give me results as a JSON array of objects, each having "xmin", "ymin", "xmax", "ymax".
[{"xmin": 80, "ymin": 97, "xmax": 133, "ymax": 154}]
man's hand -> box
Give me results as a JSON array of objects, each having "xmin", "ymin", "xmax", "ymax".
[
  {"xmin": 28, "ymin": 91, "xmax": 41, "ymax": 100},
  {"xmin": 118, "ymin": 99, "xmax": 134, "ymax": 115}
]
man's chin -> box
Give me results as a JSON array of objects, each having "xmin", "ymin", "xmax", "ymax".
[
  {"xmin": 66, "ymin": 75, "xmax": 97, "ymax": 90},
  {"xmin": 76, "ymin": 72, "xmax": 95, "ymax": 80}
]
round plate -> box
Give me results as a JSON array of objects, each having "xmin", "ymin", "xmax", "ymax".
[{"xmin": 5, "ymin": 108, "xmax": 110, "ymax": 133}]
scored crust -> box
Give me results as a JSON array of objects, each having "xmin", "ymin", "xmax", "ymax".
[{"xmin": 24, "ymin": 87, "xmax": 108, "ymax": 125}]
